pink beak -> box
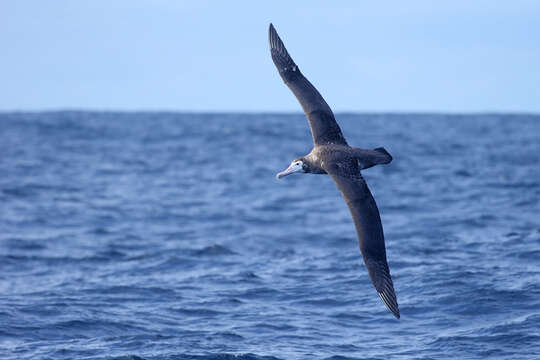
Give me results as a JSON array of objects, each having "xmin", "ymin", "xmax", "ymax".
[{"xmin": 276, "ymin": 164, "xmax": 297, "ymax": 179}]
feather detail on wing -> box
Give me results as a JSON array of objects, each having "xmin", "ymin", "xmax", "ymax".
[
  {"xmin": 268, "ymin": 24, "xmax": 347, "ymax": 146},
  {"xmin": 325, "ymin": 161, "xmax": 400, "ymax": 319}
]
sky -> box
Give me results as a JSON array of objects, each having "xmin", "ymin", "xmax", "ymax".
[{"xmin": 1, "ymin": 1, "xmax": 539, "ymax": 113}]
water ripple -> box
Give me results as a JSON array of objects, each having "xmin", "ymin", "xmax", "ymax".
[{"xmin": 1, "ymin": 112, "xmax": 539, "ymax": 359}]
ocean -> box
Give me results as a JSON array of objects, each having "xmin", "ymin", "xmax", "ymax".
[{"xmin": 1, "ymin": 112, "xmax": 539, "ymax": 359}]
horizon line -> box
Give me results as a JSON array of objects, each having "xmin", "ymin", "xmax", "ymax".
[{"xmin": 1, "ymin": 108, "xmax": 540, "ymax": 117}]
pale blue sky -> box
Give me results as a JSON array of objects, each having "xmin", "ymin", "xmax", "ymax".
[{"xmin": 1, "ymin": 1, "xmax": 539, "ymax": 112}]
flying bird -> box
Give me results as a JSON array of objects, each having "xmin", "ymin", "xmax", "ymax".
[{"xmin": 269, "ymin": 23, "xmax": 400, "ymax": 319}]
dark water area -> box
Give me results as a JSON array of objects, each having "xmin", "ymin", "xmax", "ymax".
[{"xmin": 1, "ymin": 112, "xmax": 539, "ymax": 359}]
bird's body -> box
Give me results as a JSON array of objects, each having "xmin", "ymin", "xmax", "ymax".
[
  {"xmin": 269, "ymin": 24, "xmax": 400, "ymax": 319},
  {"xmin": 301, "ymin": 144, "xmax": 393, "ymax": 174}
]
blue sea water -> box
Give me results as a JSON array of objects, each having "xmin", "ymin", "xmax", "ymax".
[{"xmin": 0, "ymin": 112, "xmax": 539, "ymax": 360}]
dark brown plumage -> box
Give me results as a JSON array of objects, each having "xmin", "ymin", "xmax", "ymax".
[{"xmin": 270, "ymin": 23, "xmax": 400, "ymax": 319}]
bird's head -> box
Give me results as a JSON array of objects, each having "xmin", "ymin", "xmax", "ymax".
[{"xmin": 276, "ymin": 158, "xmax": 308, "ymax": 179}]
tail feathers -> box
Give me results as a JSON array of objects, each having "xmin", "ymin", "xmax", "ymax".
[
  {"xmin": 373, "ymin": 147, "xmax": 392, "ymax": 164},
  {"xmin": 352, "ymin": 147, "xmax": 392, "ymax": 170}
]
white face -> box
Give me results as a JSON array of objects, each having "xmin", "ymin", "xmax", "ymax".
[
  {"xmin": 276, "ymin": 160, "xmax": 304, "ymax": 179},
  {"xmin": 290, "ymin": 160, "xmax": 303, "ymax": 172}
]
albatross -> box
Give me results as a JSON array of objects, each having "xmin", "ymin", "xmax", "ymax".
[{"xmin": 269, "ymin": 23, "xmax": 400, "ymax": 319}]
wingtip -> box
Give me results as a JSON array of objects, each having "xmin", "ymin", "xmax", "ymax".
[
  {"xmin": 267, "ymin": 23, "xmax": 296, "ymax": 72},
  {"xmin": 268, "ymin": 23, "xmax": 275, "ymax": 47},
  {"xmin": 268, "ymin": 23, "xmax": 275, "ymax": 37},
  {"xmin": 392, "ymin": 307, "xmax": 401, "ymax": 319},
  {"xmin": 378, "ymin": 291, "xmax": 400, "ymax": 319},
  {"xmin": 268, "ymin": 23, "xmax": 278, "ymax": 48}
]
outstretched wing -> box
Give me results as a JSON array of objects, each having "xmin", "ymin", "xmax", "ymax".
[
  {"xmin": 269, "ymin": 23, "xmax": 347, "ymax": 146},
  {"xmin": 325, "ymin": 161, "xmax": 400, "ymax": 318}
]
